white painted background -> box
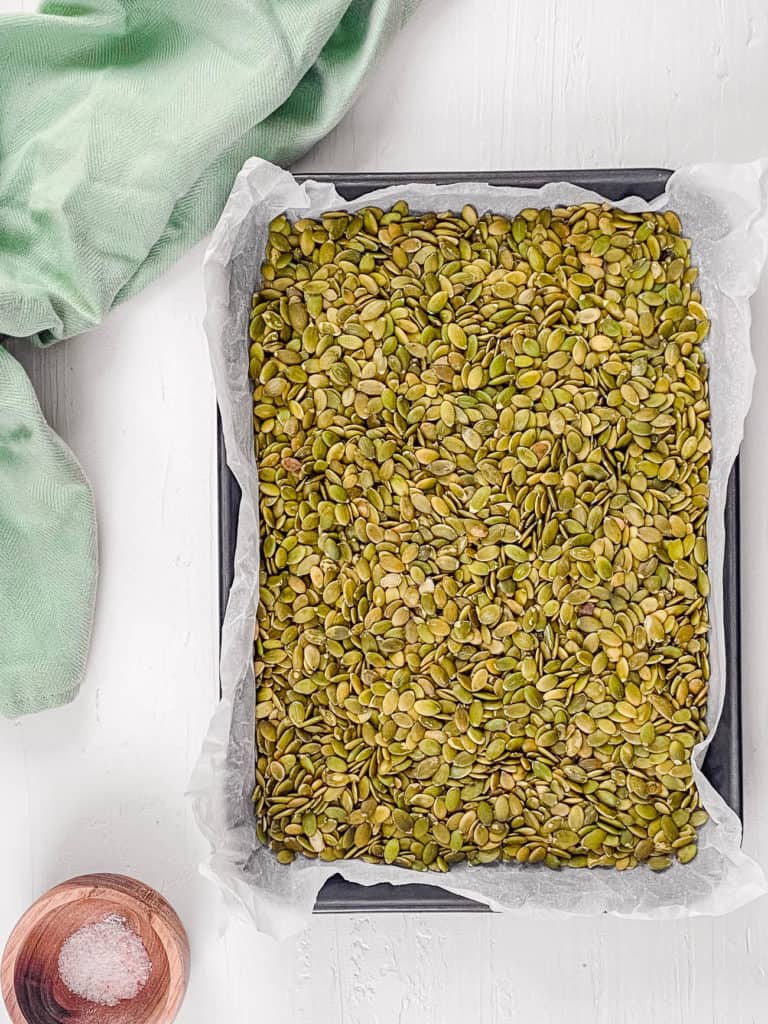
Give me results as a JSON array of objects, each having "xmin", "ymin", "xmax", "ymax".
[{"xmin": 2, "ymin": 0, "xmax": 768, "ymax": 1021}]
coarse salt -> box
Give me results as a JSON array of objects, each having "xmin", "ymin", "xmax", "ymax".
[{"xmin": 57, "ymin": 912, "xmax": 152, "ymax": 1007}]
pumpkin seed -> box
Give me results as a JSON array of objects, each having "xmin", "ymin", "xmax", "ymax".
[{"xmin": 251, "ymin": 201, "xmax": 711, "ymax": 874}]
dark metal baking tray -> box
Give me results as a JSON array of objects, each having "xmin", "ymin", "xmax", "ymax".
[{"xmin": 218, "ymin": 169, "xmax": 742, "ymax": 913}]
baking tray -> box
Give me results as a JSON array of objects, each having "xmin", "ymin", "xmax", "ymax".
[{"xmin": 217, "ymin": 169, "xmax": 742, "ymax": 913}]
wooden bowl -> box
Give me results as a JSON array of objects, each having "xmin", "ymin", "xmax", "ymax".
[{"xmin": 1, "ymin": 873, "xmax": 190, "ymax": 1024}]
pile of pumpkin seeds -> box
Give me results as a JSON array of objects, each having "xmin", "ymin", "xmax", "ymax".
[{"xmin": 248, "ymin": 199, "xmax": 711, "ymax": 873}]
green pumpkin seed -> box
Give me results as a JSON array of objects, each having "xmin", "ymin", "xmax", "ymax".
[{"xmin": 252, "ymin": 200, "xmax": 710, "ymax": 875}]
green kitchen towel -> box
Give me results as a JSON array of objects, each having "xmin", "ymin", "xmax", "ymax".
[
  {"xmin": 0, "ymin": 347, "xmax": 97, "ymax": 717},
  {"xmin": 0, "ymin": 0, "xmax": 418, "ymax": 716}
]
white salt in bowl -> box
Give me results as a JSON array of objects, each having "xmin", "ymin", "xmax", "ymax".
[{"xmin": 1, "ymin": 873, "xmax": 189, "ymax": 1024}]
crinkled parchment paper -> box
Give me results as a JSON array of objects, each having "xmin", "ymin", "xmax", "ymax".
[{"xmin": 191, "ymin": 158, "xmax": 768, "ymax": 938}]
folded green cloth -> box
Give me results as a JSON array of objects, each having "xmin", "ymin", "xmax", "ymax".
[
  {"xmin": 0, "ymin": 347, "xmax": 97, "ymax": 716},
  {"xmin": 0, "ymin": 0, "xmax": 417, "ymax": 715}
]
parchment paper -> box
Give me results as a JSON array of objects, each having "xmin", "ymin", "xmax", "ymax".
[{"xmin": 191, "ymin": 158, "xmax": 768, "ymax": 938}]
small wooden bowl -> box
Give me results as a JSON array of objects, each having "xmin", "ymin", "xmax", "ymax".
[{"xmin": 1, "ymin": 873, "xmax": 189, "ymax": 1024}]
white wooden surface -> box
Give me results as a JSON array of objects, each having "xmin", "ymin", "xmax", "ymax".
[{"xmin": 2, "ymin": 1, "xmax": 768, "ymax": 1021}]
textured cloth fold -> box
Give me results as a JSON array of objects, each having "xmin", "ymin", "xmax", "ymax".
[
  {"xmin": 0, "ymin": 346, "xmax": 97, "ymax": 717},
  {"xmin": 0, "ymin": 0, "xmax": 417, "ymax": 715}
]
